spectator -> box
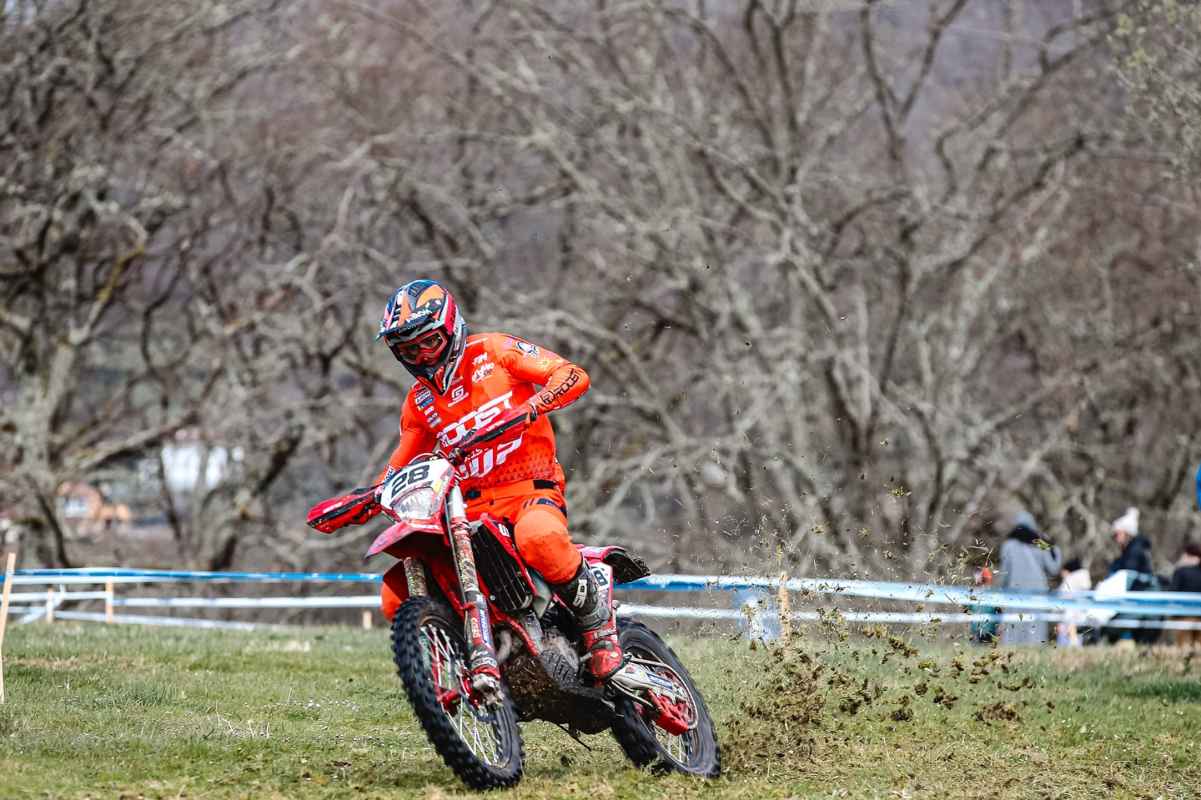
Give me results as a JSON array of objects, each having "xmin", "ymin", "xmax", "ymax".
[
  {"xmin": 1104, "ymin": 506, "xmax": 1161, "ymax": 645},
  {"xmin": 969, "ymin": 566, "xmax": 1001, "ymax": 644},
  {"xmin": 1169, "ymin": 541, "xmax": 1201, "ymax": 649},
  {"xmin": 1056, "ymin": 558, "xmax": 1092, "ymax": 647},
  {"xmin": 997, "ymin": 510, "xmax": 1062, "ymax": 645},
  {"xmin": 1106, "ymin": 507, "xmax": 1155, "ymax": 583}
]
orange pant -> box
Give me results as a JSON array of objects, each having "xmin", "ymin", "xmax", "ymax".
[
  {"xmin": 469, "ymin": 486, "xmax": 581, "ymax": 584},
  {"xmin": 380, "ymin": 482, "xmax": 581, "ymax": 619}
]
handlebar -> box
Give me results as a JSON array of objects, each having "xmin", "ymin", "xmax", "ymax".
[{"xmin": 437, "ymin": 410, "xmax": 532, "ymax": 463}]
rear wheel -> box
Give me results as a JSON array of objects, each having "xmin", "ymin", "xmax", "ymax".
[
  {"xmin": 391, "ymin": 597, "xmax": 524, "ymax": 789},
  {"xmin": 610, "ymin": 620, "xmax": 721, "ymax": 778}
]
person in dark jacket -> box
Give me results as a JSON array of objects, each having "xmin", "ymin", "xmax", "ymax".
[
  {"xmin": 1170, "ymin": 542, "xmax": 1201, "ymax": 648},
  {"xmin": 1104, "ymin": 507, "xmax": 1160, "ymax": 644},
  {"xmin": 1107, "ymin": 507, "xmax": 1155, "ymax": 580}
]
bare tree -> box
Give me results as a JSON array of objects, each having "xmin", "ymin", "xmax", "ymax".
[
  {"xmin": 304, "ymin": 0, "xmax": 1198, "ymax": 578},
  {"xmin": 0, "ymin": 0, "xmax": 348, "ymax": 568},
  {"xmin": 4, "ymin": 0, "xmax": 1197, "ymax": 583}
]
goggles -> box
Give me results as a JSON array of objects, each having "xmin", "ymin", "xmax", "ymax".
[{"xmin": 387, "ymin": 329, "xmax": 447, "ymax": 363}]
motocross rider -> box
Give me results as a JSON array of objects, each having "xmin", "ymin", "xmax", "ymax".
[{"xmin": 373, "ymin": 279, "xmax": 623, "ymax": 682}]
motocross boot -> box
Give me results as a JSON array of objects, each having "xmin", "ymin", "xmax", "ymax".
[{"xmin": 550, "ymin": 561, "xmax": 624, "ymax": 682}]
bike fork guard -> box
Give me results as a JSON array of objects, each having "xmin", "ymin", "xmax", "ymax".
[{"xmin": 446, "ymin": 488, "xmax": 502, "ymax": 692}]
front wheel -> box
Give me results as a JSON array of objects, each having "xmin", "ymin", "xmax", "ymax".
[
  {"xmin": 391, "ymin": 597, "xmax": 524, "ymax": 789},
  {"xmin": 610, "ymin": 620, "xmax": 721, "ymax": 778}
]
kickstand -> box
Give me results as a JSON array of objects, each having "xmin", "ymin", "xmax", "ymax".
[{"xmin": 552, "ymin": 722, "xmax": 594, "ymax": 751}]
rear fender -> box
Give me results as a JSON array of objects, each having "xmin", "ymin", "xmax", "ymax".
[{"xmin": 578, "ymin": 545, "xmax": 651, "ymax": 584}]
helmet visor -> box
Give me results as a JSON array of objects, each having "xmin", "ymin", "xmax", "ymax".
[{"xmin": 386, "ymin": 328, "xmax": 447, "ymax": 366}]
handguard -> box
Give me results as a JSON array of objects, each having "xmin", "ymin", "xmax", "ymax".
[{"xmin": 306, "ymin": 486, "xmax": 382, "ymax": 533}]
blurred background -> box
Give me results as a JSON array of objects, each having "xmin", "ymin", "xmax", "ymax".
[{"xmin": 1, "ymin": 0, "xmax": 1198, "ymax": 586}]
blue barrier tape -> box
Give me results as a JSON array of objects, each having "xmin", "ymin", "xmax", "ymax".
[
  {"xmin": 627, "ymin": 574, "xmax": 1201, "ymax": 615},
  {"xmin": 19, "ymin": 568, "xmax": 1201, "ymax": 604},
  {"xmin": 8, "ymin": 568, "xmax": 382, "ymax": 583},
  {"xmin": 7, "ymin": 568, "xmax": 1201, "ymax": 618}
]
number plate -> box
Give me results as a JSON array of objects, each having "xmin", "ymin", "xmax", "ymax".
[{"xmin": 379, "ymin": 459, "xmax": 453, "ymax": 508}]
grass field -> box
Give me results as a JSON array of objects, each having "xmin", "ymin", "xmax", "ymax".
[{"xmin": 2, "ymin": 620, "xmax": 1199, "ymax": 799}]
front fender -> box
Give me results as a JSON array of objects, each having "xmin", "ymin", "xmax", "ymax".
[{"xmin": 365, "ymin": 521, "xmax": 444, "ymax": 560}]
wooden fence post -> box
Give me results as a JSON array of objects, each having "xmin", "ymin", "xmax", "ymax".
[
  {"xmin": 45, "ymin": 587, "xmax": 55, "ymax": 623},
  {"xmin": 105, "ymin": 580, "xmax": 115, "ymax": 623},
  {"xmin": 0, "ymin": 552, "xmax": 17, "ymax": 703},
  {"xmin": 778, "ymin": 572, "xmax": 791, "ymax": 647},
  {"xmin": 361, "ymin": 610, "xmax": 373, "ymax": 630}
]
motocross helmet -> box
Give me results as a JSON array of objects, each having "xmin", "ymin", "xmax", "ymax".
[{"xmin": 377, "ymin": 279, "xmax": 467, "ymax": 394}]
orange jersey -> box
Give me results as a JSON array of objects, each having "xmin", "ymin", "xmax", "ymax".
[{"xmin": 381, "ymin": 333, "xmax": 590, "ymax": 493}]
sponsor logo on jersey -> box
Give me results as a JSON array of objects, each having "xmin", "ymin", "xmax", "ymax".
[
  {"xmin": 535, "ymin": 366, "xmax": 580, "ymax": 409},
  {"xmin": 460, "ymin": 437, "xmax": 523, "ymax": 480},
  {"xmin": 448, "ymin": 384, "xmax": 468, "ymax": 406},
  {"xmin": 472, "ymin": 361, "xmax": 494, "ymax": 382},
  {"xmin": 438, "ymin": 392, "xmax": 514, "ymax": 447},
  {"xmin": 472, "ymin": 352, "xmax": 489, "ymax": 365},
  {"xmin": 413, "ymin": 388, "xmax": 441, "ymax": 426},
  {"xmin": 513, "ymin": 340, "xmax": 539, "ymax": 356}
]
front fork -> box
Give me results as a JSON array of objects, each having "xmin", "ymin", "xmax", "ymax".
[
  {"xmin": 446, "ymin": 485, "xmax": 503, "ymax": 702},
  {"xmin": 402, "ymin": 557, "xmax": 427, "ymax": 596}
]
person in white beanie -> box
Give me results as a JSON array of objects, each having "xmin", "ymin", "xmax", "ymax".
[
  {"xmin": 1106, "ymin": 506, "xmax": 1154, "ymax": 579},
  {"xmin": 1102, "ymin": 506, "xmax": 1163, "ymax": 645}
]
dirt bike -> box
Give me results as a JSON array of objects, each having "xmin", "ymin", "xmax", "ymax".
[{"xmin": 306, "ymin": 412, "xmax": 720, "ymax": 790}]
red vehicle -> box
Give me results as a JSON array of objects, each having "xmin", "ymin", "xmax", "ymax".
[{"xmin": 307, "ymin": 415, "xmax": 720, "ymax": 789}]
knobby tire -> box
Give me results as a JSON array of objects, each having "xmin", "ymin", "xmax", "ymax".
[
  {"xmin": 609, "ymin": 620, "xmax": 721, "ymax": 778},
  {"xmin": 391, "ymin": 596, "xmax": 524, "ymax": 790}
]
